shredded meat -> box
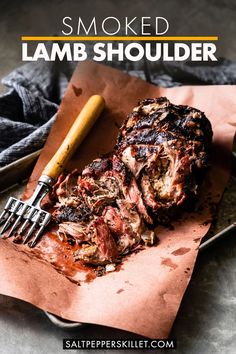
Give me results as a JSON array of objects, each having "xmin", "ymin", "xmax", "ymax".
[
  {"xmin": 74, "ymin": 217, "xmax": 118, "ymax": 264},
  {"xmin": 51, "ymin": 97, "xmax": 212, "ymax": 266}
]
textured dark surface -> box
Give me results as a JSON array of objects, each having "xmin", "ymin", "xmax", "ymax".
[{"xmin": 0, "ymin": 0, "xmax": 236, "ymax": 87}]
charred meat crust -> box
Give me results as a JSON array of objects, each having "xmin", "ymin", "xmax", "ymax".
[
  {"xmin": 51, "ymin": 97, "xmax": 212, "ymax": 266},
  {"xmin": 116, "ymin": 97, "xmax": 212, "ymax": 223}
]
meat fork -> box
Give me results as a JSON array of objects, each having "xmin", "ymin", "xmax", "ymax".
[{"xmin": 0, "ymin": 95, "xmax": 105, "ymax": 247}]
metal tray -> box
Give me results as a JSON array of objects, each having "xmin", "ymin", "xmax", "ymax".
[
  {"xmin": 44, "ymin": 311, "xmax": 83, "ymax": 328},
  {"xmin": 0, "ymin": 150, "xmax": 42, "ymax": 191}
]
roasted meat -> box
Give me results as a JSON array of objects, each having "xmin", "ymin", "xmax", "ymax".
[
  {"xmin": 79, "ymin": 155, "xmax": 152, "ymax": 224},
  {"xmin": 116, "ymin": 97, "xmax": 212, "ymax": 221},
  {"xmin": 51, "ymin": 97, "xmax": 212, "ymax": 266},
  {"xmin": 54, "ymin": 154, "xmax": 154, "ymax": 264},
  {"xmin": 74, "ymin": 217, "xmax": 118, "ymax": 265}
]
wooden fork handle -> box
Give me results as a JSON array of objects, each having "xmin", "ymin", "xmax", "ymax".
[{"xmin": 42, "ymin": 95, "xmax": 105, "ymax": 181}]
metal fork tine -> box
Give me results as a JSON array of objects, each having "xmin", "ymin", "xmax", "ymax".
[
  {"xmin": 0, "ymin": 198, "xmax": 15, "ymax": 226},
  {"xmin": 29, "ymin": 213, "xmax": 51, "ymax": 248},
  {"xmin": 28, "ymin": 225, "xmax": 45, "ymax": 248},
  {"xmin": 0, "ymin": 210, "xmax": 7, "ymax": 223},
  {"xmin": 0, "ymin": 200, "xmax": 21, "ymax": 235},
  {"xmin": 0, "ymin": 211, "xmax": 8, "ymax": 226},
  {"xmin": 23, "ymin": 211, "xmax": 41, "ymax": 244},
  {"xmin": 8, "ymin": 204, "xmax": 28, "ymax": 237},
  {"xmin": 18, "ymin": 207, "xmax": 37, "ymax": 235},
  {"xmin": 23, "ymin": 223, "xmax": 37, "ymax": 245},
  {"xmin": 1, "ymin": 216, "xmax": 14, "ymax": 235}
]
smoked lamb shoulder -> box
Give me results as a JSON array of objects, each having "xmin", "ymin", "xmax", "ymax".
[
  {"xmin": 52, "ymin": 97, "xmax": 213, "ymax": 266},
  {"xmin": 116, "ymin": 97, "xmax": 213, "ymax": 222}
]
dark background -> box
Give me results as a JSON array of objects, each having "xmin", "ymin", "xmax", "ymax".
[{"xmin": 0, "ymin": 0, "xmax": 235, "ymax": 82}]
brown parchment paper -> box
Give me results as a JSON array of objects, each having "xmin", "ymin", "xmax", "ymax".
[{"xmin": 0, "ymin": 61, "xmax": 236, "ymax": 339}]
